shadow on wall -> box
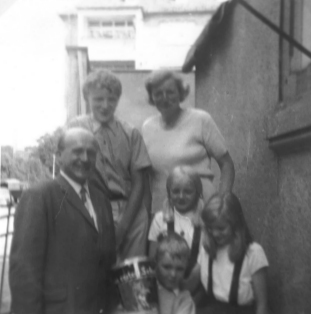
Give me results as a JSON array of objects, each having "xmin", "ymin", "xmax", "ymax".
[{"xmin": 183, "ymin": 0, "xmax": 236, "ymax": 75}]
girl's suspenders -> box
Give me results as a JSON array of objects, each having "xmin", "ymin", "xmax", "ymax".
[
  {"xmin": 167, "ymin": 221, "xmax": 175, "ymax": 234},
  {"xmin": 207, "ymin": 254, "xmax": 245, "ymax": 305},
  {"xmin": 229, "ymin": 256, "xmax": 245, "ymax": 305},
  {"xmin": 167, "ymin": 219, "xmax": 201, "ymax": 277},
  {"xmin": 207, "ymin": 256, "xmax": 215, "ymax": 300},
  {"xmin": 185, "ymin": 226, "xmax": 201, "ymax": 277}
]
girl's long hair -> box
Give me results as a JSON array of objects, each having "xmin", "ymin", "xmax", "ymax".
[{"xmin": 201, "ymin": 192, "xmax": 253, "ymax": 263}]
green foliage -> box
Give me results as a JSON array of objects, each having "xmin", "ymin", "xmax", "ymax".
[
  {"xmin": 32, "ymin": 127, "xmax": 63, "ymax": 175},
  {"xmin": 1, "ymin": 148, "xmax": 51, "ymax": 185},
  {"xmin": 1, "ymin": 127, "xmax": 63, "ymax": 186},
  {"xmin": 1, "ymin": 150, "xmax": 13, "ymax": 178}
]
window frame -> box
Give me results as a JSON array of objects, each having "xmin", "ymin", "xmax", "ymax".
[
  {"xmin": 86, "ymin": 17, "xmax": 135, "ymax": 40},
  {"xmin": 267, "ymin": 0, "xmax": 311, "ymax": 153},
  {"xmin": 279, "ymin": 0, "xmax": 311, "ymax": 104}
]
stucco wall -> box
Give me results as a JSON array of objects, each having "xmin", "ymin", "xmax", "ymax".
[
  {"xmin": 275, "ymin": 149, "xmax": 311, "ymax": 312},
  {"xmin": 195, "ymin": 0, "xmax": 310, "ymax": 313}
]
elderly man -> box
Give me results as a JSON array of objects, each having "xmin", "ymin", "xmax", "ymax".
[{"xmin": 9, "ymin": 128, "xmax": 116, "ymax": 314}]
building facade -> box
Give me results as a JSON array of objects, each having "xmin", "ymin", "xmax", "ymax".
[
  {"xmin": 60, "ymin": 0, "xmax": 223, "ymax": 122},
  {"xmin": 60, "ymin": 0, "xmax": 224, "ymax": 70},
  {"xmin": 183, "ymin": 1, "xmax": 311, "ymax": 313}
]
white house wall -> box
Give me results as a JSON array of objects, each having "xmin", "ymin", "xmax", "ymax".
[{"xmin": 136, "ymin": 14, "xmax": 210, "ymax": 69}]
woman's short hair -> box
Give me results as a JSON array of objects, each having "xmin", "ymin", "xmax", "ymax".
[
  {"xmin": 155, "ymin": 232, "xmax": 190, "ymax": 263},
  {"xmin": 166, "ymin": 166, "xmax": 203, "ymax": 202},
  {"xmin": 82, "ymin": 69, "xmax": 122, "ymax": 102},
  {"xmin": 145, "ymin": 70, "xmax": 190, "ymax": 105},
  {"xmin": 201, "ymin": 192, "xmax": 253, "ymax": 262}
]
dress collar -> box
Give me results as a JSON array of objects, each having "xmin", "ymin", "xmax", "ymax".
[
  {"xmin": 172, "ymin": 199, "xmax": 204, "ymax": 226},
  {"xmin": 174, "ymin": 207, "xmax": 195, "ymax": 221},
  {"xmin": 157, "ymin": 282, "xmax": 180, "ymax": 296}
]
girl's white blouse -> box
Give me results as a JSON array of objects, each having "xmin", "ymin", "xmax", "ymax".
[
  {"xmin": 148, "ymin": 209, "xmax": 195, "ymax": 248},
  {"xmin": 197, "ymin": 242, "xmax": 269, "ymax": 305}
]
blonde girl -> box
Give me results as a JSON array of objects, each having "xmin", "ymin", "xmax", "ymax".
[
  {"xmin": 190, "ymin": 192, "xmax": 269, "ymax": 314},
  {"xmin": 148, "ymin": 166, "xmax": 203, "ymax": 277}
]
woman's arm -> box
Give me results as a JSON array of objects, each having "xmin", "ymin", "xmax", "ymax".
[
  {"xmin": 144, "ymin": 170, "xmax": 152, "ymax": 223},
  {"xmin": 252, "ymin": 267, "xmax": 269, "ymax": 314},
  {"xmin": 216, "ymin": 152, "xmax": 235, "ymax": 195}
]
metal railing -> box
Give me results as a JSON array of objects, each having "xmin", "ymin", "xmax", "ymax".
[{"xmin": 0, "ymin": 202, "xmax": 14, "ymax": 314}]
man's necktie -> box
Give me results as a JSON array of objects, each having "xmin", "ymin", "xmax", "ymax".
[
  {"xmin": 80, "ymin": 186, "xmax": 88, "ymax": 204},
  {"xmin": 80, "ymin": 186, "xmax": 97, "ymax": 229}
]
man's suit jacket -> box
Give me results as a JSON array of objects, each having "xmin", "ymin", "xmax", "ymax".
[{"xmin": 9, "ymin": 175, "xmax": 116, "ymax": 314}]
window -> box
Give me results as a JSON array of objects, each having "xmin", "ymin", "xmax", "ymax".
[
  {"xmin": 87, "ymin": 18, "xmax": 135, "ymax": 40},
  {"xmin": 268, "ymin": 0, "xmax": 311, "ymax": 153},
  {"xmin": 280, "ymin": 0, "xmax": 311, "ymax": 103}
]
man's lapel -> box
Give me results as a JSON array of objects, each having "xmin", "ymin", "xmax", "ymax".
[{"xmin": 56, "ymin": 175, "xmax": 97, "ymax": 232}]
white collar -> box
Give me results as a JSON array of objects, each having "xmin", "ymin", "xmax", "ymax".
[
  {"xmin": 173, "ymin": 199, "xmax": 204, "ymax": 226},
  {"xmin": 60, "ymin": 170, "xmax": 89, "ymax": 196},
  {"xmin": 157, "ymin": 282, "xmax": 180, "ymax": 296},
  {"xmin": 174, "ymin": 207, "xmax": 195, "ymax": 221}
]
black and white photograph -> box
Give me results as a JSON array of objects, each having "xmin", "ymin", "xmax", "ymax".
[{"xmin": 0, "ymin": 0, "xmax": 310, "ymax": 313}]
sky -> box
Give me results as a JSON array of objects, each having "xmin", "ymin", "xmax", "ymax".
[{"xmin": 0, "ymin": 0, "xmax": 67, "ymax": 149}]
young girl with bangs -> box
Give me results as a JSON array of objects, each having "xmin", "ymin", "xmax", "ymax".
[
  {"xmin": 189, "ymin": 192, "xmax": 269, "ymax": 314},
  {"xmin": 148, "ymin": 166, "xmax": 204, "ymax": 277}
]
